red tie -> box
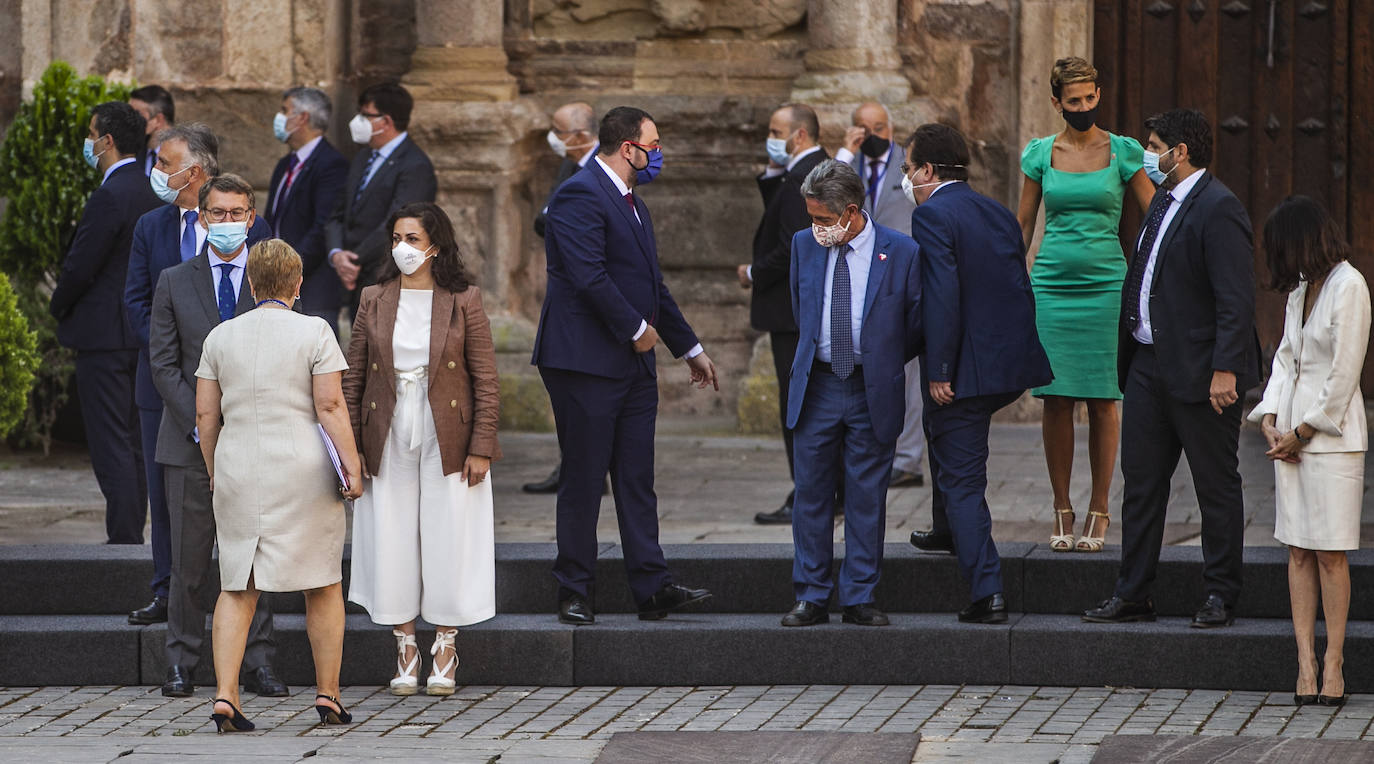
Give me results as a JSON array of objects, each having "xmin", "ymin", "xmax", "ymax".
[{"xmin": 624, "ymin": 192, "xmax": 637, "ymax": 218}]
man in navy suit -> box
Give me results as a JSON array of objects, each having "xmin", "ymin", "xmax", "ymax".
[
  {"xmin": 532, "ymin": 106, "xmax": 718, "ymax": 625},
  {"xmin": 124, "ymin": 124, "xmax": 272, "ymax": 635},
  {"xmin": 265, "ymin": 87, "xmax": 349, "ymax": 334},
  {"xmin": 780, "ymin": 160, "xmax": 922, "ymax": 628},
  {"xmin": 50, "ymin": 101, "xmax": 162, "ymax": 549},
  {"xmin": 902, "ymin": 124, "xmax": 1053, "ymax": 623}
]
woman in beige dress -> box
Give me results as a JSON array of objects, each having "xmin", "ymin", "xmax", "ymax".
[
  {"xmin": 1249, "ymin": 196, "xmax": 1370, "ymax": 707},
  {"xmin": 196, "ymin": 239, "xmax": 364, "ymax": 732}
]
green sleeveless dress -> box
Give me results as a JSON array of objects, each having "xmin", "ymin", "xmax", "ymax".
[{"xmin": 1022, "ymin": 132, "xmax": 1143, "ymax": 400}]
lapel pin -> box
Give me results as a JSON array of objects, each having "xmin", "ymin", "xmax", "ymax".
[{"xmin": 878, "ymin": 253, "xmax": 887, "ymax": 261}]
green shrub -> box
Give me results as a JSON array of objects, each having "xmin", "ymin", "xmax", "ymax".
[
  {"xmin": 0, "ymin": 275, "xmax": 39, "ymax": 437},
  {"xmin": 0, "ymin": 62, "xmax": 134, "ymax": 452}
]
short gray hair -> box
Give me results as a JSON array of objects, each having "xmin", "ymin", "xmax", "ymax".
[
  {"xmin": 283, "ymin": 86, "xmax": 331, "ymax": 131},
  {"xmin": 155, "ymin": 122, "xmax": 220, "ymax": 177},
  {"xmin": 800, "ymin": 159, "xmax": 865, "ymax": 216}
]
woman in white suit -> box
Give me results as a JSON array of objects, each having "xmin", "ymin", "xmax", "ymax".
[{"xmin": 1249, "ymin": 196, "xmax": 1370, "ymax": 707}]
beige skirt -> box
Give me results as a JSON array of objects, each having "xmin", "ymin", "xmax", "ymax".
[{"xmin": 1274, "ymin": 450, "xmax": 1364, "ymax": 551}]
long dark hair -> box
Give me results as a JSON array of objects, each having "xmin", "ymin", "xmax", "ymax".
[
  {"xmin": 378, "ymin": 201, "xmax": 472, "ymax": 292},
  {"xmin": 1262, "ymin": 195, "xmax": 1349, "ymax": 293}
]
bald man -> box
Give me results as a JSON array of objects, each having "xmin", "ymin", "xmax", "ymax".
[
  {"xmin": 525, "ymin": 102, "xmax": 602, "ymax": 494},
  {"xmin": 835, "ymin": 101, "xmax": 926, "ymax": 491}
]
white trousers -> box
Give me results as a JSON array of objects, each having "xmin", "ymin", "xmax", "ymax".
[{"xmin": 348, "ymin": 374, "xmax": 496, "ymax": 626}]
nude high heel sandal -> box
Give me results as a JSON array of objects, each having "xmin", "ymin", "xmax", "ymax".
[
  {"xmin": 1049, "ymin": 508, "xmax": 1075, "ymax": 552},
  {"xmin": 1075, "ymin": 510, "xmax": 1109, "ymax": 552}
]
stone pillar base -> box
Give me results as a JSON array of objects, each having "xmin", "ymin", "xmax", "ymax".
[
  {"xmin": 404, "ymin": 46, "xmax": 518, "ymax": 102},
  {"xmin": 790, "ymin": 69, "xmax": 912, "ymax": 105}
]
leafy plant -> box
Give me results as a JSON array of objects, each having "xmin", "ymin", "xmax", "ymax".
[
  {"xmin": 0, "ymin": 62, "xmax": 134, "ymax": 452},
  {"xmin": 0, "ymin": 275, "xmax": 39, "ymax": 437}
]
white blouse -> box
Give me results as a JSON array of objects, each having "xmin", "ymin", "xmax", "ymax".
[{"xmin": 393, "ymin": 289, "xmax": 433, "ymax": 372}]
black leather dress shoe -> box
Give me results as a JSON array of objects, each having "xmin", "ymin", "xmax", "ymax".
[
  {"xmin": 1190, "ymin": 594, "xmax": 1235, "ymax": 629},
  {"xmin": 638, "ymin": 584, "xmax": 712, "ymax": 620},
  {"xmin": 162, "ymin": 665, "xmax": 194, "ymax": 697},
  {"xmin": 909, "ymin": 529, "xmax": 954, "ymax": 553},
  {"xmin": 128, "ymin": 595, "xmax": 168, "ymax": 625},
  {"xmin": 781, "ymin": 600, "xmax": 830, "ymax": 627},
  {"xmin": 559, "ymin": 595, "xmax": 595, "ymax": 625},
  {"xmin": 754, "ymin": 502, "xmax": 793, "ymax": 525},
  {"xmin": 889, "ymin": 470, "xmax": 925, "ymax": 488},
  {"xmin": 1082, "ymin": 596, "xmax": 1156, "ymax": 623},
  {"xmin": 241, "ymin": 665, "xmax": 289, "ymax": 697},
  {"xmin": 522, "ymin": 466, "xmax": 561, "ymax": 494},
  {"xmin": 842, "ymin": 603, "xmax": 890, "ymax": 626},
  {"xmin": 958, "ymin": 593, "xmax": 1008, "ymax": 624}
]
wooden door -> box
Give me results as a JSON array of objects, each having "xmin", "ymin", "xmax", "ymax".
[{"xmin": 1094, "ymin": 0, "xmax": 1374, "ymax": 389}]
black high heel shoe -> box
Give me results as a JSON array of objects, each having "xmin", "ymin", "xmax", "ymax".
[
  {"xmin": 315, "ymin": 693, "xmax": 353, "ymax": 725},
  {"xmin": 1318, "ymin": 693, "xmax": 1349, "ymax": 706},
  {"xmin": 210, "ymin": 698, "xmax": 255, "ymax": 732},
  {"xmin": 1293, "ymin": 693, "xmax": 1318, "ymax": 706}
]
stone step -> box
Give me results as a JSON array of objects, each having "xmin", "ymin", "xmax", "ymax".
[
  {"xmin": 4, "ymin": 543, "xmax": 1371, "ymax": 619},
  {"xmin": 0, "ymin": 612, "xmax": 1366, "ymax": 691}
]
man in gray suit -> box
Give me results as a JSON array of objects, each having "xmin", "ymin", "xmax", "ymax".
[
  {"xmin": 326, "ymin": 82, "xmax": 437, "ymax": 316},
  {"xmin": 834, "ymin": 101, "xmax": 925, "ymax": 488},
  {"xmin": 150, "ymin": 174, "xmax": 280, "ymax": 698}
]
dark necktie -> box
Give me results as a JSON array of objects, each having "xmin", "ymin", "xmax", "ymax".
[
  {"xmin": 272, "ymin": 153, "xmax": 300, "ymax": 228},
  {"xmin": 830, "ymin": 244, "xmax": 855, "ymax": 379},
  {"xmin": 868, "ymin": 159, "xmax": 882, "ymax": 207},
  {"xmin": 354, "ymin": 150, "xmax": 379, "ymax": 206},
  {"xmin": 623, "ymin": 192, "xmax": 637, "ymax": 222},
  {"xmin": 217, "ymin": 263, "xmax": 237, "ymax": 323},
  {"xmin": 180, "ymin": 209, "xmax": 199, "ymax": 262},
  {"xmin": 1123, "ymin": 189, "xmax": 1173, "ymax": 334}
]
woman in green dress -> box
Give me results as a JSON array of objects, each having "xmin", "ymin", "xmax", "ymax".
[{"xmin": 1016, "ymin": 57, "xmax": 1155, "ymax": 552}]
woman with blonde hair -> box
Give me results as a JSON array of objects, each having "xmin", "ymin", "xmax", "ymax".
[
  {"xmin": 1016, "ymin": 56, "xmax": 1156, "ymax": 552},
  {"xmin": 196, "ymin": 238, "xmax": 364, "ymax": 732}
]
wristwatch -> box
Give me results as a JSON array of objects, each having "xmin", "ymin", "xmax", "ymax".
[{"xmin": 1295, "ymin": 427, "xmax": 1312, "ymax": 444}]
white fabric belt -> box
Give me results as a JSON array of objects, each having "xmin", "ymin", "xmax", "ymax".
[{"xmin": 395, "ymin": 366, "xmax": 428, "ymax": 450}]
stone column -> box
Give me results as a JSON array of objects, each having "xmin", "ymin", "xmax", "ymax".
[
  {"xmin": 404, "ymin": 0, "xmax": 518, "ymax": 102},
  {"xmin": 790, "ymin": 0, "xmax": 912, "ymax": 104}
]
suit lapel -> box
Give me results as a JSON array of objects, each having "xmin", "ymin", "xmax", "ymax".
[
  {"xmin": 277, "ymin": 149, "xmax": 317, "ymax": 219},
  {"xmin": 592, "ymin": 164, "xmax": 654, "ymax": 261},
  {"xmin": 1152, "ymin": 171, "xmax": 1209, "ymax": 272},
  {"xmin": 804, "ymin": 239, "xmax": 827, "ymax": 338},
  {"xmin": 359, "ymin": 138, "xmax": 409, "ymax": 207},
  {"xmin": 376, "ymin": 280, "xmax": 400, "ymax": 380},
  {"xmin": 189, "ymin": 254, "xmax": 221, "ymax": 327},
  {"xmin": 860, "ymin": 226, "xmax": 890, "ymax": 334},
  {"xmin": 428, "ymin": 287, "xmax": 455, "ymax": 389}
]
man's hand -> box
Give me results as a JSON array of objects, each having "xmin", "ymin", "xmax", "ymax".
[
  {"xmin": 736, "ymin": 264, "xmax": 752, "ymax": 289},
  {"xmin": 331, "ymin": 250, "xmax": 361, "ymax": 290},
  {"xmin": 842, "ymin": 126, "xmax": 866, "ymax": 157},
  {"xmin": 929, "ymin": 380, "xmax": 954, "ymax": 406},
  {"xmin": 686, "ymin": 352, "xmax": 719, "ymax": 391},
  {"xmin": 633, "ymin": 324, "xmax": 660, "ymax": 353},
  {"xmin": 1209, "ymin": 370, "xmax": 1238, "ymax": 414}
]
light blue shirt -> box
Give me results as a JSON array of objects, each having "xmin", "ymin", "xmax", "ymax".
[
  {"xmin": 361, "ymin": 131, "xmax": 407, "ymax": 189},
  {"xmin": 817, "ymin": 212, "xmax": 875, "ymax": 365},
  {"xmin": 102, "ymin": 157, "xmax": 136, "ymax": 185},
  {"xmin": 209, "ymin": 244, "xmax": 249, "ymax": 304}
]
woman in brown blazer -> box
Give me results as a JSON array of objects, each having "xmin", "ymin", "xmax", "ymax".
[{"xmin": 342, "ymin": 201, "xmax": 501, "ymax": 697}]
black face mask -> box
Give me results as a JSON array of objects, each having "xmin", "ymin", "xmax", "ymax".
[
  {"xmin": 1062, "ymin": 105, "xmax": 1098, "ymax": 133},
  {"xmin": 860, "ymin": 134, "xmax": 891, "ymax": 159}
]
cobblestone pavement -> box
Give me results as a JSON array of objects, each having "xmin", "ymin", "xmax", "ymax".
[{"xmin": 0, "ymin": 684, "xmax": 1371, "ymax": 762}]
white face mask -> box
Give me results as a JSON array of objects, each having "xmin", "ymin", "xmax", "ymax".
[
  {"xmin": 811, "ymin": 210, "xmax": 853, "ymax": 248},
  {"xmin": 391, "ymin": 241, "xmax": 435, "ymax": 276},
  {"xmin": 349, "ymin": 113, "xmax": 381, "ymax": 145},
  {"xmin": 901, "ymin": 171, "xmax": 943, "ymax": 206},
  {"xmin": 547, "ymin": 130, "xmax": 568, "ymax": 158}
]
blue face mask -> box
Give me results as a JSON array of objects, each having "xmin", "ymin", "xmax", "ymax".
[
  {"xmin": 1142, "ymin": 147, "xmax": 1176, "ymax": 186},
  {"xmin": 150, "ymin": 165, "xmax": 192, "ymax": 204},
  {"xmin": 206, "ymin": 221, "xmax": 249, "ymax": 255},
  {"xmin": 82, "ymin": 136, "xmax": 107, "ymax": 169},
  {"xmin": 628, "ymin": 143, "xmax": 663, "ymax": 185},
  {"xmin": 272, "ymin": 112, "xmax": 293, "ymax": 143},
  {"xmin": 765, "ymin": 136, "xmax": 791, "ymax": 166}
]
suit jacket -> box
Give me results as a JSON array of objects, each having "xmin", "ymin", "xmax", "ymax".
[
  {"xmin": 531, "ymin": 162, "xmax": 699, "ymax": 379},
  {"xmin": 266, "ymin": 139, "xmax": 350, "ymax": 312},
  {"xmin": 342, "ymin": 280, "xmax": 502, "ymax": 477},
  {"xmin": 534, "ymin": 157, "xmax": 581, "ymax": 239},
  {"xmin": 750, "ymin": 148, "xmax": 829, "ymax": 332},
  {"xmin": 126, "ymin": 205, "xmax": 272, "ymax": 409},
  {"xmin": 1117, "ymin": 171, "xmax": 1262, "ymax": 400},
  {"xmin": 786, "ymin": 222, "xmax": 923, "ymax": 445},
  {"xmin": 847, "ymin": 144, "xmax": 915, "ymax": 236},
  {"xmin": 324, "ymin": 136, "xmax": 437, "ymax": 292},
  {"xmin": 148, "ymin": 252, "xmax": 258, "ymax": 467},
  {"xmin": 913, "ymin": 182, "xmax": 1053, "ymax": 398},
  {"xmin": 1248, "ymin": 261, "xmax": 1370, "ymax": 452},
  {"xmin": 50, "ymin": 161, "xmax": 162, "ymax": 350}
]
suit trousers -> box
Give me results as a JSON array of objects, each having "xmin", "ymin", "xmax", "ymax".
[
  {"xmin": 1115, "ymin": 345, "xmax": 1244, "ymax": 606},
  {"xmin": 925, "ymin": 390, "xmax": 1020, "ymax": 602},
  {"xmin": 164, "ymin": 462, "xmax": 274, "ymax": 672},
  {"xmin": 770, "ymin": 331, "xmax": 800, "ymax": 493},
  {"xmin": 75, "ymin": 350, "xmax": 147, "ymax": 544},
  {"xmin": 791, "ymin": 367, "xmax": 894, "ymax": 607},
  {"xmin": 893, "ymin": 358, "xmax": 926, "ymax": 474},
  {"xmin": 541, "ymin": 365, "xmax": 671, "ymax": 606},
  {"xmin": 139, "ymin": 406, "xmax": 171, "ymax": 598}
]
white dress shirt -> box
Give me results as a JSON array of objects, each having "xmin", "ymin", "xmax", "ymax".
[
  {"xmin": 1133, "ymin": 168, "xmax": 1207, "ymax": 344},
  {"xmin": 102, "ymin": 156, "xmax": 136, "ymax": 185},
  {"xmin": 817, "ymin": 212, "xmax": 876, "ymax": 365},
  {"xmin": 592, "ymin": 156, "xmax": 703, "ymax": 359}
]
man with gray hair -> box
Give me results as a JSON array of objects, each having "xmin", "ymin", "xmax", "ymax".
[
  {"xmin": 779, "ymin": 159, "xmax": 923, "ymax": 628},
  {"xmin": 265, "ymin": 86, "xmax": 350, "ymax": 334}
]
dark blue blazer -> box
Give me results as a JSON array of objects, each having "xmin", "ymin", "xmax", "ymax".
[
  {"xmin": 785, "ymin": 221, "xmax": 923, "ymax": 445},
  {"xmin": 912, "ymin": 182, "xmax": 1052, "ymax": 399},
  {"xmin": 125, "ymin": 206, "xmax": 272, "ymax": 409},
  {"xmin": 49, "ymin": 161, "xmax": 162, "ymax": 351},
  {"xmin": 265, "ymin": 139, "xmax": 349, "ymax": 311},
  {"xmin": 531, "ymin": 162, "xmax": 698, "ymax": 379}
]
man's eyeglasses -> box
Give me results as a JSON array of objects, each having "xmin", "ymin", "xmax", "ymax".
[{"xmin": 204, "ymin": 208, "xmax": 252, "ymax": 223}]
